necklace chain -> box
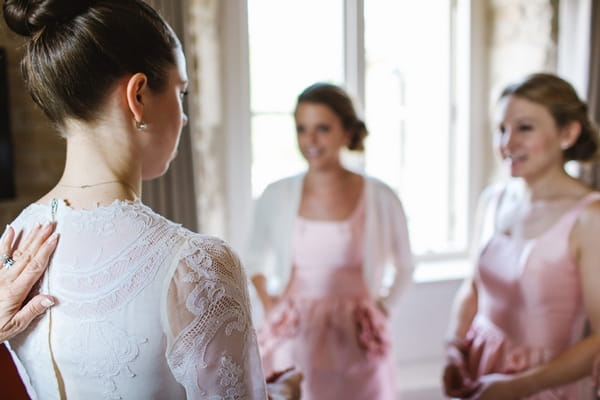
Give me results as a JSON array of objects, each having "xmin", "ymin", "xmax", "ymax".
[{"xmin": 58, "ymin": 180, "xmax": 139, "ymax": 197}]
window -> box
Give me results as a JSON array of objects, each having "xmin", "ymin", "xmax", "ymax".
[
  {"xmin": 362, "ymin": 1, "xmax": 467, "ymax": 257},
  {"xmin": 247, "ymin": 0, "xmax": 344, "ymax": 197},
  {"xmin": 243, "ymin": 0, "xmax": 484, "ymax": 268}
]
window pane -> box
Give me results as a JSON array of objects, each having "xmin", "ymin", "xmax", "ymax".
[
  {"xmin": 248, "ymin": 0, "xmax": 344, "ymax": 196},
  {"xmin": 251, "ymin": 114, "xmax": 305, "ymax": 197},
  {"xmin": 364, "ymin": 1, "xmax": 465, "ymax": 255}
]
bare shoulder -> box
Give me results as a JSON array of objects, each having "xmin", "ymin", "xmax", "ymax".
[
  {"xmin": 577, "ymin": 195, "xmax": 600, "ymax": 229},
  {"xmin": 573, "ymin": 192, "xmax": 600, "ymax": 251}
]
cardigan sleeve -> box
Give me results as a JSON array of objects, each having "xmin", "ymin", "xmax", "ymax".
[
  {"xmin": 242, "ymin": 176, "xmax": 301, "ymax": 293},
  {"xmin": 376, "ymin": 183, "xmax": 415, "ymax": 312},
  {"xmin": 243, "ymin": 183, "xmax": 277, "ymax": 279}
]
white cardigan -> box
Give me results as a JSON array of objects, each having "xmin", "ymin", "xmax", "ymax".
[{"xmin": 243, "ymin": 173, "xmax": 414, "ymax": 314}]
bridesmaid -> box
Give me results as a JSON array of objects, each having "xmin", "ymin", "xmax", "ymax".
[
  {"xmin": 443, "ymin": 73, "xmax": 600, "ymax": 399},
  {"xmin": 244, "ymin": 82, "xmax": 414, "ymax": 400}
]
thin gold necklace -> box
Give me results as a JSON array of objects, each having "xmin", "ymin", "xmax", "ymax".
[{"xmin": 58, "ymin": 180, "xmax": 139, "ymax": 197}]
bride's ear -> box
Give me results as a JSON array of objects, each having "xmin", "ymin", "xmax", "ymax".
[{"xmin": 125, "ymin": 73, "xmax": 149, "ymax": 126}]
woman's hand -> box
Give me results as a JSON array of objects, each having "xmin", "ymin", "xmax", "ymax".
[
  {"xmin": 375, "ymin": 298, "xmax": 388, "ymax": 317},
  {"xmin": 251, "ymin": 274, "xmax": 280, "ymax": 315},
  {"xmin": 0, "ymin": 224, "xmax": 58, "ymax": 342},
  {"xmin": 262, "ymin": 294, "xmax": 281, "ymax": 315},
  {"xmin": 466, "ymin": 373, "xmax": 518, "ymax": 400},
  {"xmin": 266, "ymin": 367, "xmax": 303, "ymax": 400},
  {"xmin": 442, "ymin": 337, "xmax": 478, "ymax": 398}
]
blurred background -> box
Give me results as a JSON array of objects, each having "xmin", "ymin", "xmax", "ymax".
[{"xmin": 1, "ymin": 1, "xmax": 597, "ymax": 398}]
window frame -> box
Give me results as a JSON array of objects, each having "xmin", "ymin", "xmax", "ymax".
[{"xmin": 221, "ymin": 0, "xmax": 490, "ymax": 280}]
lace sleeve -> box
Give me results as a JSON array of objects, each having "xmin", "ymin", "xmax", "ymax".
[{"xmin": 164, "ymin": 236, "xmax": 268, "ymax": 399}]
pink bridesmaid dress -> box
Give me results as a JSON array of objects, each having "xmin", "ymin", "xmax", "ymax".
[
  {"xmin": 467, "ymin": 192, "xmax": 600, "ymax": 399},
  {"xmin": 258, "ymin": 193, "xmax": 397, "ymax": 400}
]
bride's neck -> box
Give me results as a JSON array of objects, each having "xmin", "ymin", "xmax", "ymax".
[{"xmin": 41, "ymin": 125, "xmax": 142, "ymax": 208}]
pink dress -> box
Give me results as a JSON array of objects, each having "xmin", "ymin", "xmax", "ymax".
[
  {"xmin": 258, "ymin": 194, "xmax": 396, "ymax": 400},
  {"xmin": 467, "ymin": 192, "xmax": 600, "ymax": 399}
]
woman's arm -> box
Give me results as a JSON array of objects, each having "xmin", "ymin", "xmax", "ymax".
[
  {"xmin": 442, "ymin": 184, "xmax": 503, "ymax": 397},
  {"xmin": 442, "ymin": 276, "xmax": 479, "ymax": 398},
  {"xmin": 374, "ymin": 185, "xmax": 414, "ymax": 312},
  {"xmin": 445, "ymin": 182, "xmax": 503, "ymax": 341},
  {"xmin": 165, "ymin": 238, "xmax": 269, "ymax": 399},
  {"xmin": 470, "ymin": 200, "xmax": 600, "ymax": 399},
  {"xmin": 251, "ymin": 273, "xmax": 279, "ymax": 314},
  {"xmin": 244, "ymin": 183, "xmax": 280, "ymax": 315},
  {"xmin": 446, "ymin": 277, "xmax": 478, "ymax": 341},
  {"xmin": 444, "ymin": 182, "xmax": 502, "ymax": 343}
]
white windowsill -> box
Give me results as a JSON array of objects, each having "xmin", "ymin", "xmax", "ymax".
[{"xmin": 413, "ymin": 258, "xmax": 471, "ymax": 283}]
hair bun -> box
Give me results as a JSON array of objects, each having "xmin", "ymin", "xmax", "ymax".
[{"xmin": 3, "ymin": 0, "xmax": 94, "ymax": 37}]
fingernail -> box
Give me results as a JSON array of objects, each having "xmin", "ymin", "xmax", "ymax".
[{"xmin": 41, "ymin": 298, "xmax": 55, "ymax": 308}]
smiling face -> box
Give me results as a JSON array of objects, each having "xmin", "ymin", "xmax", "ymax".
[
  {"xmin": 141, "ymin": 46, "xmax": 189, "ymax": 180},
  {"xmin": 294, "ymin": 102, "xmax": 350, "ymax": 171},
  {"xmin": 495, "ymin": 95, "xmax": 569, "ymax": 182}
]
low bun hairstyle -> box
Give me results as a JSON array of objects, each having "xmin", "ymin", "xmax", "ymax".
[
  {"xmin": 500, "ymin": 73, "xmax": 599, "ymax": 162},
  {"xmin": 2, "ymin": 0, "xmax": 179, "ymax": 127},
  {"xmin": 296, "ymin": 83, "xmax": 368, "ymax": 151}
]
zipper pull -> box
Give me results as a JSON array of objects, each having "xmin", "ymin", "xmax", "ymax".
[{"xmin": 50, "ymin": 198, "xmax": 58, "ymax": 222}]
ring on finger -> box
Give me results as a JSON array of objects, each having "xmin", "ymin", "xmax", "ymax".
[{"xmin": 1, "ymin": 253, "xmax": 14, "ymax": 269}]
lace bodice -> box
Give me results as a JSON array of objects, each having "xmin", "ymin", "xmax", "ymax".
[{"xmin": 6, "ymin": 199, "xmax": 267, "ymax": 400}]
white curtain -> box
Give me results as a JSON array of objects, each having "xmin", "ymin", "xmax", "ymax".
[
  {"xmin": 557, "ymin": 0, "xmax": 591, "ymax": 98},
  {"xmin": 141, "ymin": 0, "xmax": 228, "ymax": 236},
  {"xmin": 182, "ymin": 0, "xmax": 227, "ymax": 237}
]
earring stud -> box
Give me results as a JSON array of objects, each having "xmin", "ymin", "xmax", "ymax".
[{"xmin": 135, "ymin": 120, "xmax": 147, "ymax": 131}]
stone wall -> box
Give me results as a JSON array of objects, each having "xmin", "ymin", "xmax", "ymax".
[
  {"xmin": 0, "ymin": 25, "xmax": 65, "ymax": 226},
  {"xmin": 488, "ymin": 0, "xmax": 558, "ymax": 101},
  {"xmin": 485, "ymin": 0, "xmax": 558, "ymax": 181}
]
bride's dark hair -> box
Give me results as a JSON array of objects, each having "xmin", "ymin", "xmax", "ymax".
[{"xmin": 3, "ymin": 0, "xmax": 179, "ymax": 126}]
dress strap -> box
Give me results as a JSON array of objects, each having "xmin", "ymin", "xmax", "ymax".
[
  {"xmin": 554, "ymin": 191, "xmax": 600, "ymax": 234},
  {"xmin": 348, "ymin": 188, "xmax": 366, "ymax": 221},
  {"xmin": 491, "ymin": 183, "xmax": 509, "ymax": 232},
  {"xmin": 571, "ymin": 191, "xmax": 600, "ymax": 211}
]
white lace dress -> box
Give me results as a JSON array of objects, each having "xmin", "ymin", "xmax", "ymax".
[{"xmin": 5, "ymin": 199, "xmax": 268, "ymax": 400}]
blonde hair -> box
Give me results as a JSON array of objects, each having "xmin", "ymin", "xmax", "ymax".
[{"xmin": 500, "ymin": 73, "xmax": 599, "ymax": 161}]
